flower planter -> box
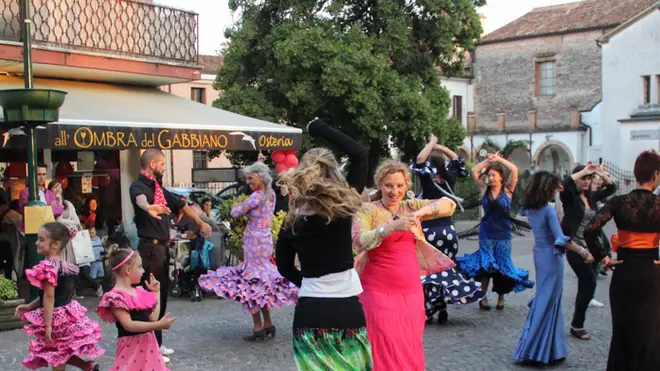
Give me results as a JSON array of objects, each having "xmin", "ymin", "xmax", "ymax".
[
  {"xmin": 0, "ymin": 89, "xmax": 67, "ymax": 125},
  {"xmin": 0, "ymin": 299, "xmax": 26, "ymax": 332}
]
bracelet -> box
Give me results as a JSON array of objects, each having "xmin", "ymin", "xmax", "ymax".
[{"xmin": 379, "ymin": 226, "xmax": 386, "ymax": 238}]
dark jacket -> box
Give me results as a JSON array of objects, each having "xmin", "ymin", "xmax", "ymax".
[{"xmin": 560, "ymin": 176, "xmax": 616, "ymax": 238}]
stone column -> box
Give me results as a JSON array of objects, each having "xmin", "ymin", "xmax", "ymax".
[{"xmin": 119, "ymin": 149, "xmax": 141, "ymax": 230}]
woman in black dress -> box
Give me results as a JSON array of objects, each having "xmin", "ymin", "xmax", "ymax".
[
  {"xmin": 559, "ymin": 162, "xmax": 615, "ymax": 340},
  {"xmin": 584, "ymin": 150, "xmax": 660, "ymax": 370},
  {"xmin": 275, "ymin": 119, "xmax": 372, "ymax": 370}
]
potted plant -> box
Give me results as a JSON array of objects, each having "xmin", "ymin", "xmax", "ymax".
[{"xmin": 0, "ymin": 276, "xmax": 24, "ymax": 331}]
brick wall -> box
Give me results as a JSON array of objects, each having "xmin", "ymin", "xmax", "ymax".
[{"xmin": 474, "ymin": 30, "xmax": 605, "ymax": 132}]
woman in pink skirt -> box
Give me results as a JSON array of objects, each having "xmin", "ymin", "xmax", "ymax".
[
  {"xmin": 97, "ymin": 246, "xmax": 176, "ymax": 370},
  {"xmin": 352, "ymin": 160, "xmax": 457, "ymax": 370}
]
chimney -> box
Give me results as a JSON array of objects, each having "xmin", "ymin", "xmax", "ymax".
[
  {"xmin": 570, "ymin": 106, "xmax": 580, "ymax": 128},
  {"xmin": 528, "ymin": 110, "xmax": 537, "ymax": 130},
  {"xmin": 497, "ymin": 113, "xmax": 506, "ymax": 131},
  {"xmin": 467, "ymin": 112, "xmax": 477, "ymax": 132}
]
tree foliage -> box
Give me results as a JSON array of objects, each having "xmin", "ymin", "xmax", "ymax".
[{"xmin": 212, "ymin": 0, "xmax": 485, "ymax": 179}]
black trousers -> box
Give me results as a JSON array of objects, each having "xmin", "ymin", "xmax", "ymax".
[
  {"xmin": 138, "ymin": 239, "xmax": 169, "ymax": 347},
  {"xmin": 566, "ymin": 249, "xmax": 597, "ymax": 328},
  {"xmin": 75, "ymin": 265, "xmax": 100, "ymax": 292}
]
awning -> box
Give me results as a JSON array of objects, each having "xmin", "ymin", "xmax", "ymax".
[{"xmin": 0, "ymin": 76, "xmax": 302, "ymax": 151}]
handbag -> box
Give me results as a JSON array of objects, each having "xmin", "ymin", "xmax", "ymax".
[{"xmin": 70, "ymin": 229, "xmax": 95, "ymax": 265}]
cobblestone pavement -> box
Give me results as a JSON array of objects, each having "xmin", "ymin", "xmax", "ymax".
[{"xmin": 0, "ymin": 222, "xmax": 615, "ymax": 370}]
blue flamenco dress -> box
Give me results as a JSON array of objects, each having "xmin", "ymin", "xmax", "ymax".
[
  {"xmin": 512, "ymin": 205, "xmax": 569, "ymax": 364},
  {"xmin": 456, "ymin": 187, "xmax": 534, "ymax": 294}
]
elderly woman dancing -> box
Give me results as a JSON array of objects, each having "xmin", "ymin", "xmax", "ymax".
[
  {"xmin": 199, "ymin": 162, "xmax": 298, "ymax": 341},
  {"xmin": 276, "ymin": 119, "xmax": 372, "ymax": 370},
  {"xmin": 353, "ymin": 160, "xmax": 457, "ymax": 371}
]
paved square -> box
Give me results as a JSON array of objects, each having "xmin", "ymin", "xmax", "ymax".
[{"xmin": 0, "ymin": 222, "xmax": 614, "ymax": 370}]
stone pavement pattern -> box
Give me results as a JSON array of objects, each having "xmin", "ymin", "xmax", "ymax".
[{"xmin": 0, "ymin": 223, "xmax": 614, "ymax": 370}]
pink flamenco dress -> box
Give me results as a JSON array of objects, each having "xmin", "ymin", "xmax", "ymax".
[
  {"xmin": 22, "ymin": 258, "xmax": 104, "ymax": 369},
  {"xmin": 97, "ymin": 287, "xmax": 168, "ymax": 371},
  {"xmin": 199, "ymin": 190, "xmax": 298, "ymax": 313},
  {"xmin": 352, "ymin": 199, "xmax": 457, "ymax": 371}
]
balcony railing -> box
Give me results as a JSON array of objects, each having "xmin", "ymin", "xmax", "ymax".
[{"xmin": 0, "ymin": 0, "xmax": 198, "ymax": 64}]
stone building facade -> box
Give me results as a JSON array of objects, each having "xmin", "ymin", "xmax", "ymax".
[{"xmin": 468, "ymin": 0, "xmax": 657, "ymax": 175}]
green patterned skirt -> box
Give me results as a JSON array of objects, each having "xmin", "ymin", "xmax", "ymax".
[{"xmin": 293, "ymin": 328, "xmax": 373, "ymax": 371}]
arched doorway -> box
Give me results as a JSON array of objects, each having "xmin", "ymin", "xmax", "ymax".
[
  {"xmin": 509, "ymin": 147, "xmax": 531, "ymax": 172},
  {"xmin": 534, "ymin": 141, "xmax": 574, "ymax": 176}
]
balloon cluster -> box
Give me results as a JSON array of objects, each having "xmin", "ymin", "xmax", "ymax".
[
  {"xmin": 272, "ymin": 150, "xmax": 299, "ymax": 174},
  {"xmin": 54, "ymin": 162, "xmax": 75, "ymax": 189},
  {"xmin": 93, "ymin": 159, "xmax": 119, "ymax": 187}
]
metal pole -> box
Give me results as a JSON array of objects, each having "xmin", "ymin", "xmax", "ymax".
[{"xmin": 22, "ymin": 0, "xmax": 43, "ymax": 300}]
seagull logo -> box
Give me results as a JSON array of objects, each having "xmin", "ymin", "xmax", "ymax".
[
  {"xmin": 2, "ymin": 126, "xmax": 26, "ymax": 148},
  {"xmin": 229, "ymin": 131, "xmax": 257, "ymax": 150}
]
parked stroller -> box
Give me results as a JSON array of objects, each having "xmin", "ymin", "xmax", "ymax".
[{"xmin": 171, "ymin": 236, "xmax": 215, "ymax": 302}]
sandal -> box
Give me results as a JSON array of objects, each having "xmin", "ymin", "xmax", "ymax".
[
  {"xmin": 570, "ymin": 328, "xmax": 591, "ymax": 340},
  {"xmin": 479, "ymin": 300, "xmax": 491, "ymax": 311}
]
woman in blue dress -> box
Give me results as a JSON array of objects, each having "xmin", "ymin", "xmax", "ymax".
[
  {"xmin": 411, "ymin": 134, "xmax": 485, "ymax": 324},
  {"xmin": 457, "ymin": 152, "xmax": 533, "ymax": 310},
  {"xmin": 513, "ymin": 171, "xmax": 594, "ymax": 365}
]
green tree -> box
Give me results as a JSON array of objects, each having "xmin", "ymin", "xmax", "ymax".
[{"xmin": 212, "ymin": 0, "xmax": 485, "ymax": 183}]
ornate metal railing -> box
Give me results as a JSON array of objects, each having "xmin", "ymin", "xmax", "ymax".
[
  {"xmin": 603, "ymin": 160, "xmax": 636, "ymax": 195},
  {"xmin": 0, "ymin": 0, "xmax": 198, "ymax": 64}
]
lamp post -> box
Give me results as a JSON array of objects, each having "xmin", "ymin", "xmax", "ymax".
[{"xmin": 0, "ymin": 0, "xmax": 66, "ymax": 299}]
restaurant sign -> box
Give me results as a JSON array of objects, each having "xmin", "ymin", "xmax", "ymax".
[{"xmin": 2, "ymin": 124, "xmax": 302, "ymax": 151}]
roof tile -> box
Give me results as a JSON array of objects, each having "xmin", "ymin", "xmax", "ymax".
[{"xmin": 480, "ymin": 0, "xmax": 658, "ymax": 44}]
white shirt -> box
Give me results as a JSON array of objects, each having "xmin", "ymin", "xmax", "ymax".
[{"xmin": 298, "ymin": 268, "xmax": 363, "ymax": 298}]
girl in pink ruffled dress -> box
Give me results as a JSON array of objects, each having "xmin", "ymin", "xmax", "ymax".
[
  {"xmin": 15, "ymin": 222, "xmax": 103, "ymax": 370},
  {"xmin": 97, "ymin": 247, "xmax": 177, "ymax": 371}
]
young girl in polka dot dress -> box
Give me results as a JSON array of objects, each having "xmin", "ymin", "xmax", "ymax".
[
  {"xmin": 97, "ymin": 246, "xmax": 176, "ymax": 371},
  {"xmin": 15, "ymin": 222, "xmax": 103, "ymax": 370}
]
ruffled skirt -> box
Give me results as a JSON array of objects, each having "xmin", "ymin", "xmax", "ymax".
[
  {"xmin": 421, "ymin": 268, "xmax": 485, "ymax": 317},
  {"xmin": 456, "ymin": 238, "xmax": 534, "ymax": 294},
  {"xmin": 22, "ymin": 300, "xmax": 103, "ymax": 369},
  {"xmin": 199, "ymin": 259, "xmax": 298, "ymax": 314}
]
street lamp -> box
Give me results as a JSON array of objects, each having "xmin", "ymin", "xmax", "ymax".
[{"xmin": 0, "ymin": 0, "xmax": 66, "ymax": 299}]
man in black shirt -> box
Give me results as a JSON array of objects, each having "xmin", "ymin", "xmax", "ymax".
[{"xmin": 129, "ymin": 149, "xmax": 211, "ymax": 361}]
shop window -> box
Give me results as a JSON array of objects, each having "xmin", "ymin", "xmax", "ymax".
[
  {"xmin": 191, "ymin": 87, "xmax": 206, "ymax": 104},
  {"xmin": 193, "ymin": 151, "xmax": 208, "ymax": 169}
]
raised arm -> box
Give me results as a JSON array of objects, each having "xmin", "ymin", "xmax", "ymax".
[
  {"xmin": 230, "ymin": 191, "xmax": 264, "ymax": 218},
  {"xmin": 275, "ymin": 234, "xmax": 302, "ymax": 287},
  {"xmin": 491, "ymin": 152, "xmax": 519, "ymax": 192},
  {"xmin": 416, "ymin": 134, "xmax": 438, "ymax": 164},
  {"xmin": 593, "ymin": 166, "xmax": 617, "ymax": 202},
  {"xmin": 308, "ymin": 119, "xmax": 368, "ymax": 193},
  {"xmin": 471, "ymin": 159, "xmax": 490, "ymax": 192}
]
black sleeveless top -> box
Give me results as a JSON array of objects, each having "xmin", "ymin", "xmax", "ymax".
[{"xmin": 116, "ymin": 308, "xmax": 151, "ymax": 338}]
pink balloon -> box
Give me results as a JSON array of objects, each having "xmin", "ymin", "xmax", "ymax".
[
  {"xmin": 284, "ymin": 154, "xmax": 299, "ymax": 167},
  {"xmin": 284, "ymin": 150, "xmax": 299, "ymax": 156},
  {"xmin": 276, "ymin": 163, "xmax": 288, "ymax": 174},
  {"xmin": 271, "ymin": 150, "xmax": 286, "ymax": 163}
]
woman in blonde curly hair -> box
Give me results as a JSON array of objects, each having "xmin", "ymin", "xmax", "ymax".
[
  {"xmin": 352, "ymin": 160, "xmax": 457, "ymax": 371},
  {"xmin": 276, "ymin": 119, "xmax": 372, "ymax": 370}
]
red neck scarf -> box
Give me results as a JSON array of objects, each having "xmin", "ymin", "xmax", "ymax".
[{"xmin": 141, "ymin": 171, "xmax": 166, "ymax": 206}]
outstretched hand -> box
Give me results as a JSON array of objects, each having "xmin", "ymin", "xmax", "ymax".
[{"xmin": 147, "ymin": 204, "xmax": 171, "ymax": 220}]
